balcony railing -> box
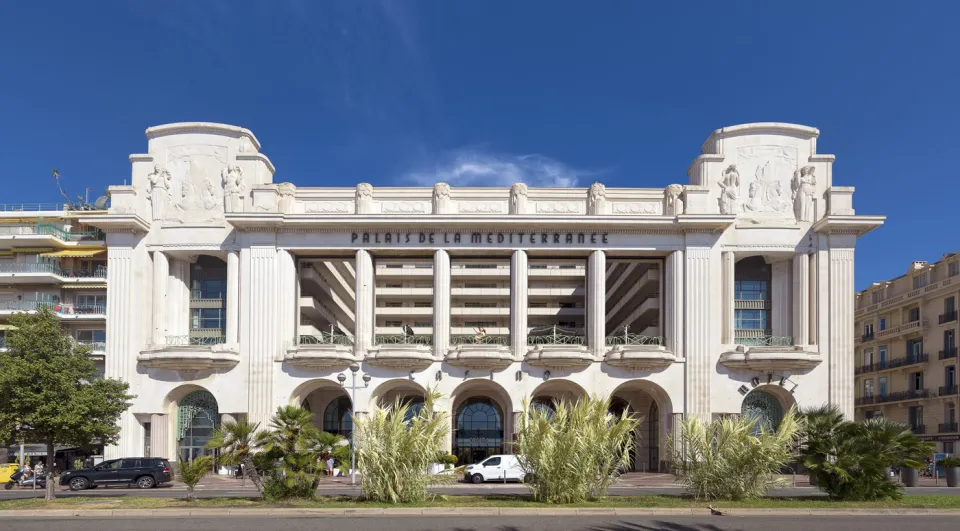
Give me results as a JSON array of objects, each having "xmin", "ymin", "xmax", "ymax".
[
  {"xmin": 75, "ymin": 340, "xmax": 106, "ymax": 352},
  {"xmin": 0, "ymin": 223, "xmax": 104, "ymax": 242},
  {"xmin": 0, "ymin": 202, "xmax": 67, "ymax": 212},
  {"xmin": 861, "ymin": 332, "xmax": 876, "ymax": 342},
  {"xmin": 939, "ymin": 423, "xmax": 959, "ymax": 433},
  {"xmin": 298, "ymin": 332, "xmax": 354, "ymax": 346},
  {"xmin": 885, "ymin": 352, "xmax": 929, "ymax": 369},
  {"xmin": 939, "ymin": 385, "xmax": 958, "ymax": 396},
  {"xmin": 527, "ymin": 326, "xmax": 586, "ymax": 346},
  {"xmin": 733, "ymin": 331, "xmax": 794, "ymax": 347},
  {"xmin": 0, "ymin": 263, "xmax": 107, "ymax": 278},
  {"xmin": 450, "ymin": 334, "xmax": 509, "ymax": 346},
  {"xmin": 911, "ymin": 424, "xmax": 927, "ymax": 434},
  {"xmin": 604, "ymin": 326, "xmax": 664, "ymax": 347},
  {"xmin": 66, "ymin": 304, "xmax": 106, "ymax": 315},
  {"xmin": 876, "ymin": 389, "xmax": 933, "ymax": 403},
  {"xmin": 855, "ymin": 396, "xmax": 876, "ymax": 406},
  {"xmin": 940, "ymin": 348, "xmax": 959, "ymax": 360},
  {"xmin": 940, "ymin": 311, "xmax": 958, "ymax": 325},
  {"xmin": 166, "ymin": 335, "xmax": 226, "ymax": 346},
  {"xmin": 0, "ymin": 301, "xmax": 54, "ymax": 311},
  {"xmin": 855, "ymin": 363, "xmax": 876, "ymax": 375},
  {"xmin": 374, "ymin": 334, "xmax": 433, "ymax": 346}
]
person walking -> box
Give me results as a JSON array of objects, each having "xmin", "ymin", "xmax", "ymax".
[{"xmin": 326, "ymin": 456, "xmax": 335, "ymax": 477}]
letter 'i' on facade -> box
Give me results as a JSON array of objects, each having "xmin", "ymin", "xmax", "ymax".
[{"xmin": 65, "ymin": 122, "xmax": 881, "ymax": 466}]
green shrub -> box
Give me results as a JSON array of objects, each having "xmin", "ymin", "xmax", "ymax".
[
  {"xmin": 669, "ymin": 408, "xmax": 800, "ymax": 501},
  {"xmin": 354, "ymin": 387, "xmax": 449, "ymax": 503},
  {"xmin": 515, "ymin": 395, "xmax": 639, "ymax": 504},
  {"xmin": 936, "ymin": 457, "xmax": 960, "ymax": 468},
  {"xmin": 177, "ymin": 455, "xmax": 213, "ymax": 502}
]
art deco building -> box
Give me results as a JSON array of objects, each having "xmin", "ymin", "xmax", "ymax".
[
  {"xmin": 854, "ymin": 253, "xmax": 960, "ymax": 453},
  {"xmin": 74, "ymin": 122, "xmax": 883, "ymax": 470}
]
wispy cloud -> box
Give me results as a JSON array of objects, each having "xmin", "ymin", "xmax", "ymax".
[{"xmin": 403, "ymin": 149, "xmax": 589, "ymax": 188}]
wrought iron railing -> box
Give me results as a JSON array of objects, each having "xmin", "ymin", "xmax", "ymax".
[
  {"xmin": 0, "ymin": 223, "xmax": 104, "ymax": 242},
  {"xmin": 166, "ymin": 335, "xmax": 226, "ymax": 346},
  {"xmin": 0, "ymin": 301, "xmax": 53, "ymax": 311},
  {"xmin": 298, "ymin": 332, "xmax": 354, "ymax": 346},
  {"xmin": 940, "ymin": 348, "xmax": 958, "ymax": 360},
  {"xmin": 940, "ymin": 311, "xmax": 958, "ymax": 325},
  {"xmin": 910, "ymin": 424, "xmax": 926, "ymax": 435},
  {"xmin": 876, "ymin": 389, "xmax": 932, "ymax": 403},
  {"xmin": 939, "ymin": 423, "xmax": 959, "ymax": 433},
  {"xmin": 734, "ymin": 331, "xmax": 794, "ymax": 347},
  {"xmin": 75, "ymin": 340, "xmax": 106, "ymax": 351},
  {"xmin": 526, "ymin": 326, "xmax": 586, "ymax": 346},
  {"xmin": 939, "ymin": 385, "xmax": 958, "ymax": 396},
  {"xmin": 68, "ymin": 304, "xmax": 106, "ymax": 315},
  {"xmin": 0, "ymin": 203, "xmax": 66, "ymax": 212},
  {"xmin": 375, "ymin": 334, "xmax": 433, "ymax": 346},
  {"xmin": 855, "ymin": 363, "xmax": 876, "ymax": 375},
  {"xmin": 450, "ymin": 334, "xmax": 509, "ymax": 346},
  {"xmin": 604, "ymin": 326, "xmax": 663, "ymax": 346},
  {"xmin": 886, "ymin": 352, "xmax": 928, "ymax": 369},
  {"xmin": 0, "ymin": 262, "xmax": 106, "ymax": 278}
]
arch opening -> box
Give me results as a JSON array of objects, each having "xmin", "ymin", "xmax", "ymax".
[
  {"xmin": 176, "ymin": 390, "xmax": 219, "ymax": 462},
  {"xmin": 610, "ymin": 379, "xmax": 673, "ymax": 473}
]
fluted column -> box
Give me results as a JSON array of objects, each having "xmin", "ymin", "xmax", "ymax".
[
  {"xmin": 793, "ymin": 253, "xmax": 811, "ymax": 346},
  {"xmin": 433, "ymin": 249, "xmax": 450, "ymax": 358},
  {"xmin": 243, "ymin": 245, "xmax": 279, "ymax": 428},
  {"xmin": 354, "ymin": 249, "xmax": 374, "ymax": 356},
  {"xmin": 511, "ymin": 250, "xmax": 528, "ymax": 358},
  {"xmin": 665, "ymin": 251, "xmax": 684, "ymax": 357},
  {"xmin": 149, "ymin": 414, "xmax": 168, "ymax": 459},
  {"xmin": 684, "ymin": 246, "xmax": 711, "ymax": 422},
  {"xmin": 771, "ymin": 260, "xmax": 792, "ymax": 339},
  {"xmin": 152, "ymin": 251, "xmax": 168, "ymax": 345},
  {"xmin": 226, "ymin": 251, "xmax": 240, "ymax": 345},
  {"xmin": 721, "ymin": 252, "xmax": 735, "ymax": 344},
  {"xmin": 167, "ymin": 259, "xmax": 190, "ymax": 337},
  {"xmin": 829, "ymin": 239, "xmax": 856, "ymax": 419},
  {"xmin": 588, "ymin": 250, "xmax": 606, "ymax": 357},
  {"xmin": 278, "ymin": 249, "xmax": 297, "ymax": 348}
]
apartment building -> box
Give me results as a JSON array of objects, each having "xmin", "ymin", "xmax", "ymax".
[
  {"xmin": 854, "ymin": 253, "xmax": 960, "ymax": 453},
  {"xmin": 0, "ymin": 205, "xmax": 109, "ymax": 376}
]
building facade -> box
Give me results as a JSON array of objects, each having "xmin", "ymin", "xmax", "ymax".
[
  {"xmin": 854, "ymin": 253, "xmax": 960, "ymax": 453},
  {"xmin": 78, "ymin": 122, "xmax": 883, "ymax": 469}
]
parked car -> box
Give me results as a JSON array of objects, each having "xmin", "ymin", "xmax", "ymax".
[
  {"xmin": 60, "ymin": 458, "xmax": 172, "ymax": 490},
  {"xmin": 0, "ymin": 464, "xmax": 18, "ymax": 483},
  {"xmin": 463, "ymin": 455, "xmax": 529, "ymax": 484}
]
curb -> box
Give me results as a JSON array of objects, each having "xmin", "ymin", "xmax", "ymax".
[{"xmin": 4, "ymin": 507, "xmax": 960, "ymax": 517}]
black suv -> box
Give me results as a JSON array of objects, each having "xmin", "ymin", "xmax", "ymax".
[{"xmin": 60, "ymin": 458, "xmax": 172, "ymax": 490}]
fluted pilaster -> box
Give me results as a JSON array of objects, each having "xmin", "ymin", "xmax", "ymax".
[
  {"xmin": 433, "ymin": 249, "xmax": 451, "ymax": 358},
  {"xmin": 510, "ymin": 250, "xmax": 528, "ymax": 358},
  {"xmin": 354, "ymin": 249, "xmax": 374, "ymax": 356},
  {"xmin": 226, "ymin": 251, "xmax": 240, "ymax": 345},
  {"xmin": 665, "ymin": 251, "xmax": 684, "ymax": 357},
  {"xmin": 721, "ymin": 251, "xmax": 734, "ymax": 344},
  {"xmin": 793, "ymin": 253, "xmax": 811, "ymax": 346},
  {"xmin": 278, "ymin": 249, "xmax": 297, "ymax": 349},
  {"xmin": 771, "ymin": 260, "xmax": 791, "ymax": 339},
  {"xmin": 152, "ymin": 251, "xmax": 168, "ymax": 345},
  {"xmin": 828, "ymin": 242, "xmax": 855, "ymax": 419},
  {"xmin": 244, "ymin": 245, "xmax": 278, "ymax": 427},
  {"xmin": 149, "ymin": 414, "xmax": 168, "ymax": 459},
  {"xmin": 588, "ymin": 250, "xmax": 606, "ymax": 357},
  {"xmin": 684, "ymin": 247, "xmax": 711, "ymax": 422}
]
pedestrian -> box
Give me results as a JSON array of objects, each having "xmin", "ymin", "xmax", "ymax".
[{"xmin": 326, "ymin": 456, "xmax": 335, "ymax": 477}]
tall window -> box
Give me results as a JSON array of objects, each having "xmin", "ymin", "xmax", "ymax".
[
  {"xmin": 76, "ymin": 293, "xmax": 106, "ymax": 309},
  {"xmin": 189, "ymin": 257, "xmax": 227, "ymax": 342},
  {"xmin": 879, "ymin": 317, "xmax": 887, "ymax": 331},
  {"xmin": 911, "ymin": 371, "xmax": 924, "ymax": 392},
  {"xmin": 951, "ymin": 262, "xmax": 960, "ymax": 277},
  {"xmin": 863, "ymin": 379, "xmax": 874, "ymax": 398},
  {"xmin": 879, "ymin": 376, "xmax": 888, "ymax": 396},
  {"xmin": 907, "ymin": 338, "xmax": 923, "ymax": 357},
  {"xmin": 878, "ymin": 346, "xmax": 888, "ymax": 368},
  {"xmin": 75, "ymin": 329, "xmax": 106, "ymax": 347},
  {"xmin": 864, "ymin": 348, "xmax": 874, "ymax": 366},
  {"xmin": 946, "ymin": 366, "xmax": 956, "ymax": 389},
  {"xmin": 947, "ymin": 297, "xmax": 957, "ymax": 314},
  {"xmin": 177, "ymin": 390, "xmax": 219, "ymax": 462},
  {"xmin": 734, "ymin": 257, "xmax": 771, "ymax": 345},
  {"xmin": 908, "ymin": 406, "xmax": 923, "ymax": 428},
  {"xmin": 908, "ymin": 307, "xmax": 921, "ymax": 323},
  {"xmin": 323, "ymin": 396, "xmax": 353, "ymax": 437},
  {"xmin": 946, "ymin": 330, "xmax": 957, "ymax": 351}
]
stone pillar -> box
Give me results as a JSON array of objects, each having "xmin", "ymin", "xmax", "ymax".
[
  {"xmin": 771, "ymin": 260, "xmax": 792, "ymax": 340},
  {"xmin": 433, "ymin": 249, "xmax": 450, "ymax": 358},
  {"xmin": 226, "ymin": 250, "xmax": 240, "ymax": 345},
  {"xmin": 167, "ymin": 259, "xmax": 190, "ymax": 337},
  {"xmin": 828, "ymin": 237, "xmax": 856, "ymax": 419},
  {"xmin": 149, "ymin": 414, "xmax": 169, "ymax": 459},
  {"xmin": 511, "ymin": 411, "xmax": 522, "ymax": 454},
  {"xmin": 510, "ymin": 250, "xmax": 528, "ymax": 359},
  {"xmin": 588, "ymin": 250, "xmax": 606, "ymax": 357},
  {"xmin": 278, "ymin": 249, "xmax": 297, "ymax": 349},
  {"xmin": 721, "ymin": 252, "xmax": 735, "ymax": 344},
  {"xmin": 243, "ymin": 244, "xmax": 279, "ymax": 428},
  {"xmin": 684, "ymin": 245, "xmax": 712, "ymax": 422},
  {"xmin": 152, "ymin": 251, "xmax": 168, "ymax": 345},
  {"xmin": 665, "ymin": 251, "xmax": 684, "ymax": 357},
  {"xmin": 354, "ymin": 249, "xmax": 374, "ymax": 356},
  {"xmin": 793, "ymin": 253, "xmax": 811, "ymax": 347}
]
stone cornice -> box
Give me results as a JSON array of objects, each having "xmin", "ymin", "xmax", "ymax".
[
  {"xmin": 77, "ymin": 213, "xmax": 151, "ymax": 233},
  {"xmin": 812, "ymin": 215, "xmax": 885, "ymax": 237}
]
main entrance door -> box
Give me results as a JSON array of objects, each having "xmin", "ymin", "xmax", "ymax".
[{"xmin": 453, "ymin": 398, "xmax": 503, "ymax": 466}]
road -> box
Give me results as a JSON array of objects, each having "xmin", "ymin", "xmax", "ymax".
[{"xmin": 0, "ymin": 515, "xmax": 948, "ymax": 531}]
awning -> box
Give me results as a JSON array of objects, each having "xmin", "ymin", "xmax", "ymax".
[
  {"xmin": 11, "ymin": 248, "xmax": 55, "ymax": 253},
  {"xmin": 0, "ymin": 251, "xmax": 12, "ymax": 256},
  {"xmin": 40, "ymin": 249, "xmax": 105, "ymax": 258},
  {"xmin": 61, "ymin": 284, "xmax": 106, "ymax": 290}
]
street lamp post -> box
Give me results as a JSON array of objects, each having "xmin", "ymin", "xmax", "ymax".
[{"xmin": 338, "ymin": 364, "xmax": 371, "ymax": 487}]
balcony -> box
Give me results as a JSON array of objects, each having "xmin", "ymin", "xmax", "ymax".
[
  {"xmin": 525, "ymin": 326, "xmax": 591, "ymax": 368},
  {"xmin": 875, "ymin": 389, "xmax": 933, "ymax": 404},
  {"xmin": 939, "ymin": 385, "xmax": 958, "ymax": 396},
  {"xmin": 885, "ymin": 353, "xmax": 929, "ymax": 369},
  {"xmin": 910, "ymin": 424, "xmax": 926, "ymax": 435},
  {"xmin": 0, "ymin": 223, "xmax": 104, "ymax": 242},
  {"xmin": 138, "ymin": 336, "xmax": 239, "ymax": 372},
  {"xmin": 602, "ymin": 330, "xmax": 673, "ymax": 371},
  {"xmin": 877, "ymin": 320, "xmax": 923, "ymax": 340},
  {"xmin": 939, "ymin": 423, "xmax": 959, "ymax": 433},
  {"xmin": 940, "ymin": 311, "xmax": 958, "ymax": 325},
  {"xmin": 283, "ymin": 333, "xmax": 357, "ymax": 370},
  {"xmin": 0, "ymin": 263, "xmax": 107, "ymax": 284},
  {"xmin": 855, "ymin": 363, "xmax": 876, "ymax": 375},
  {"xmin": 855, "ymin": 396, "xmax": 876, "ymax": 406},
  {"xmin": 861, "ymin": 332, "xmax": 876, "ymax": 343},
  {"xmin": 940, "ymin": 348, "xmax": 959, "ymax": 360},
  {"xmin": 446, "ymin": 335, "xmax": 512, "ymax": 370},
  {"xmin": 720, "ymin": 334, "xmax": 820, "ymax": 371},
  {"xmin": 367, "ymin": 334, "xmax": 434, "ymax": 370}
]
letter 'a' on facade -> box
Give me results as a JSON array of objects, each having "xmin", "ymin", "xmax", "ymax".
[{"xmin": 65, "ymin": 122, "xmax": 883, "ymax": 467}]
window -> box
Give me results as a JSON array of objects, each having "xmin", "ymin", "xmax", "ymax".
[
  {"xmin": 911, "ymin": 371, "xmax": 924, "ymax": 392},
  {"xmin": 736, "ymin": 309, "xmax": 768, "ymax": 331},
  {"xmin": 947, "ymin": 403, "xmax": 956, "ymax": 424},
  {"xmin": 529, "ymin": 302, "xmax": 547, "ymax": 308},
  {"xmin": 947, "ymin": 297, "xmax": 957, "ymax": 314},
  {"xmin": 951, "ymin": 262, "xmax": 960, "ymax": 277},
  {"xmin": 879, "ymin": 376, "xmax": 888, "ymax": 396},
  {"xmin": 908, "ymin": 406, "xmax": 923, "ymax": 427},
  {"xmin": 76, "ymin": 329, "xmax": 105, "ymax": 345},
  {"xmin": 413, "ymin": 302, "xmax": 432, "ymax": 308},
  {"xmin": 947, "ymin": 330, "xmax": 957, "ymax": 350},
  {"xmin": 384, "ymin": 301, "xmax": 403, "ymax": 308},
  {"xmin": 143, "ymin": 423, "xmax": 151, "ymax": 458},
  {"xmin": 735, "ymin": 280, "xmax": 769, "ymax": 301},
  {"xmin": 872, "ymin": 291, "xmax": 882, "ymax": 304},
  {"xmin": 945, "ymin": 442, "xmax": 956, "ymax": 454},
  {"xmin": 947, "ymin": 366, "xmax": 957, "ymax": 389},
  {"xmin": 864, "ymin": 349, "xmax": 874, "ymax": 365},
  {"xmin": 191, "ymin": 308, "xmax": 225, "ymax": 330},
  {"xmin": 879, "ymin": 317, "xmax": 887, "ymax": 331},
  {"xmin": 866, "ymin": 410, "xmax": 882, "ymax": 420},
  {"xmin": 464, "ymin": 302, "xmax": 497, "ymax": 308},
  {"xmin": 99, "ymin": 460, "xmax": 121, "ymax": 470},
  {"xmin": 908, "ymin": 307, "xmax": 921, "ymax": 323},
  {"xmin": 482, "ymin": 457, "xmax": 501, "ymax": 467},
  {"xmin": 76, "ymin": 294, "xmax": 106, "ymax": 307},
  {"xmin": 879, "ymin": 346, "xmax": 888, "ymax": 367},
  {"xmin": 120, "ymin": 459, "xmax": 142, "ymax": 469},
  {"xmin": 863, "ymin": 379, "xmax": 874, "ymax": 398},
  {"xmin": 465, "ymin": 283, "xmax": 498, "ymax": 288},
  {"xmin": 385, "ymin": 283, "xmax": 402, "ymax": 288},
  {"xmin": 908, "ymin": 338, "xmax": 923, "ymax": 357},
  {"xmin": 864, "ymin": 323, "xmax": 874, "ymax": 336},
  {"xmin": 385, "ymin": 321, "xmax": 402, "ymax": 327}
]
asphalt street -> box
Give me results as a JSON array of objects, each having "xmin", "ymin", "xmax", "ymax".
[{"xmin": 0, "ymin": 516, "xmax": 950, "ymax": 531}]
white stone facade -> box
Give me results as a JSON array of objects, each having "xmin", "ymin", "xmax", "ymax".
[{"xmin": 80, "ymin": 122, "xmax": 884, "ymax": 471}]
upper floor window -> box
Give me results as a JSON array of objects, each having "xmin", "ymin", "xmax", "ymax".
[
  {"xmin": 951, "ymin": 262, "xmax": 960, "ymax": 278},
  {"xmin": 734, "ymin": 257, "xmax": 771, "ymax": 339},
  {"xmin": 946, "ymin": 296, "xmax": 956, "ymax": 314},
  {"xmin": 872, "ymin": 291, "xmax": 883, "ymax": 304},
  {"xmin": 908, "ymin": 307, "xmax": 921, "ymax": 323},
  {"xmin": 879, "ymin": 317, "xmax": 887, "ymax": 331},
  {"xmin": 864, "ymin": 323, "xmax": 874, "ymax": 336},
  {"xmin": 913, "ymin": 274, "xmax": 928, "ymax": 289}
]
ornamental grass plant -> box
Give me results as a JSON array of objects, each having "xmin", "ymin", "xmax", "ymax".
[
  {"xmin": 669, "ymin": 407, "xmax": 800, "ymax": 501},
  {"xmin": 514, "ymin": 395, "xmax": 639, "ymax": 504},
  {"xmin": 354, "ymin": 387, "xmax": 449, "ymax": 503}
]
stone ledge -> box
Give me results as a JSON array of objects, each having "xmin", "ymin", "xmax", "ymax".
[
  {"xmin": 282, "ymin": 344, "xmax": 357, "ymax": 370},
  {"xmin": 719, "ymin": 345, "xmax": 822, "ymax": 371},
  {"xmin": 137, "ymin": 345, "xmax": 240, "ymax": 371},
  {"xmin": 525, "ymin": 344, "xmax": 593, "ymax": 368},
  {"xmin": 446, "ymin": 344, "xmax": 514, "ymax": 370},
  {"xmin": 604, "ymin": 345, "xmax": 675, "ymax": 370},
  {"xmin": 366, "ymin": 344, "xmax": 435, "ymax": 370}
]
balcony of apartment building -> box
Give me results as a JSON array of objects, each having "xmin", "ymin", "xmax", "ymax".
[
  {"xmin": 884, "ymin": 352, "xmax": 930, "ymax": 370},
  {"xmin": 940, "ymin": 422, "xmax": 960, "ymax": 433},
  {"xmin": 941, "ymin": 311, "xmax": 959, "ymax": 325},
  {"xmin": 523, "ymin": 259, "xmax": 591, "ymax": 369},
  {"xmin": 855, "ymin": 395, "xmax": 876, "ymax": 407},
  {"xmin": 0, "ymin": 220, "xmax": 105, "ymax": 246},
  {"xmin": 939, "ymin": 385, "xmax": 958, "ymax": 396},
  {"xmin": 0, "ymin": 255, "xmax": 106, "ymax": 284},
  {"xmin": 446, "ymin": 257, "xmax": 513, "ymax": 369},
  {"xmin": 940, "ymin": 347, "xmax": 959, "ymax": 360},
  {"xmin": 875, "ymin": 389, "xmax": 934, "ymax": 404},
  {"xmin": 910, "ymin": 424, "xmax": 927, "ymax": 435},
  {"xmin": 366, "ymin": 260, "xmax": 435, "ymax": 370}
]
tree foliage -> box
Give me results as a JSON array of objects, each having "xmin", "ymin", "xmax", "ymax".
[
  {"xmin": 354, "ymin": 387, "xmax": 449, "ymax": 503},
  {"xmin": 177, "ymin": 454, "xmax": 212, "ymax": 502},
  {"xmin": 800, "ymin": 406, "xmax": 934, "ymax": 500},
  {"xmin": 669, "ymin": 408, "xmax": 800, "ymax": 501},
  {"xmin": 0, "ymin": 308, "xmax": 133, "ymax": 499},
  {"xmin": 515, "ymin": 395, "xmax": 639, "ymax": 504},
  {"xmin": 205, "ymin": 418, "xmax": 265, "ymax": 494}
]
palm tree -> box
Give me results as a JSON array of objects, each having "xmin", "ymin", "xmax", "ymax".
[
  {"xmin": 205, "ymin": 418, "xmax": 264, "ymax": 495},
  {"xmin": 255, "ymin": 405, "xmax": 315, "ymax": 455},
  {"xmin": 799, "ymin": 405, "xmax": 846, "ymax": 485},
  {"xmin": 178, "ymin": 454, "xmax": 212, "ymax": 502}
]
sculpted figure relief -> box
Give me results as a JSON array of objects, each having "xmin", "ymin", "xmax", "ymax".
[
  {"xmin": 356, "ymin": 183, "xmax": 373, "ymax": 201},
  {"xmin": 587, "ymin": 182, "xmax": 607, "ymax": 214},
  {"xmin": 433, "ymin": 182, "xmax": 451, "ymax": 214},
  {"xmin": 509, "ymin": 182, "xmax": 528, "ymax": 214},
  {"xmin": 146, "ymin": 165, "xmax": 172, "ymax": 221},
  {"xmin": 791, "ymin": 165, "xmax": 817, "ymax": 222},
  {"xmin": 665, "ymin": 184, "xmax": 684, "ymax": 216},
  {"xmin": 221, "ymin": 165, "xmax": 244, "ymax": 213},
  {"xmin": 277, "ymin": 182, "xmax": 296, "ymax": 213},
  {"xmin": 718, "ymin": 165, "xmax": 741, "ymax": 215}
]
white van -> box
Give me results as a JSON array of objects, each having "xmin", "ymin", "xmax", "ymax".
[{"xmin": 463, "ymin": 454, "xmax": 528, "ymax": 483}]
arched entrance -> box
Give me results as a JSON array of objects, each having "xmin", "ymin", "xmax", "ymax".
[
  {"xmin": 741, "ymin": 387, "xmax": 793, "ymax": 435},
  {"xmin": 451, "ymin": 380, "xmax": 513, "ymax": 466},
  {"xmin": 292, "ymin": 379, "xmax": 352, "ymax": 435},
  {"xmin": 177, "ymin": 390, "xmax": 219, "ymax": 462},
  {"xmin": 610, "ymin": 380, "xmax": 673, "ymax": 473},
  {"xmin": 370, "ymin": 379, "xmax": 427, "ymax": 423},
  {"xmin": 529, "ymin": 379, "xmax": 587, "ymax": 419}
]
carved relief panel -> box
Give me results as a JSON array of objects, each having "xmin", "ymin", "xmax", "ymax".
[
  {"xmin": 164, "ymin": 145, "xmax": 229, "ymax": 223},
  {"xmin": 722, "ymin": 145, "xmax": 799, "ymax": 222}
]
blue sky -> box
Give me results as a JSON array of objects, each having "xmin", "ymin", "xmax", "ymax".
[{"xmin": 0, "ymin": 1, "xmax": 957, "ymax": 289}]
